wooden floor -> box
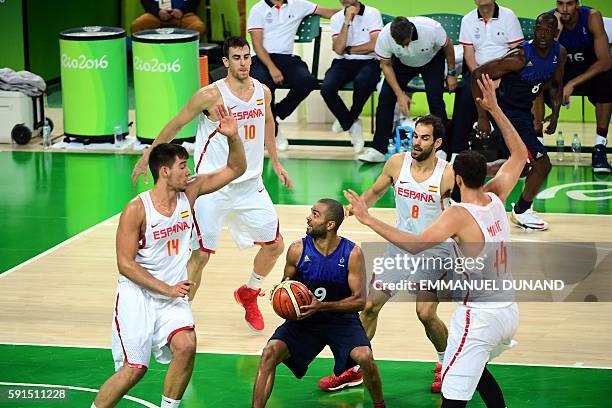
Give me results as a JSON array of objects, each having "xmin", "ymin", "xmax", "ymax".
[{"xmin": 1, "ymin": 205, "xmax": 610, "ymax": 368}]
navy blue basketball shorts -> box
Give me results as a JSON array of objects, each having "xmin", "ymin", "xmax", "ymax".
[
  {"xmin": 496, "ymin": 104, "xmax": 548, "ymax": 162},
  {"xmin": 270, "ymin": 316, "xmax": 371, "ymax": 379}
]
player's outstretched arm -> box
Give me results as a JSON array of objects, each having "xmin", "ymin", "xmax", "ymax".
[
  {"xmin": 546, "ymin": 45, "xmax": 567, "ymax": 132},
  {"xmin": 471, "ymin": 49, "xmax": 525, "ymax": 134},
  {"xmin": 346, "ymin": 153, "xmax": 399, "ymax": 216},
  {"xmin": 300, "ymin": 246, "xmax": 366, "ymax": 318},
  {"xmin": 186, "ymin": 105, "xmax": 247, "ymax": 202},
  {"xmin": 476, "ymin": 75, "xmax": 528, "ymax": 202},
  {"xmin": 131, "ymin": 87, "xmax": 216, "ymax": 185},
  {"xmin": 343, "ymin": 189, "xmax": 462, "ymax": 253},
  {"xmin": 116, "ymin": 199, "xmax": 193, "ymax": 297}
]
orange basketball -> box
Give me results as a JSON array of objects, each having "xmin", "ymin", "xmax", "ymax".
[{"xmin": 271, "ymin": 280, "xmax": 313, "ymax": 320}]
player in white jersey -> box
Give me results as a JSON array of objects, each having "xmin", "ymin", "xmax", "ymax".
[
  {"xmin": 131, "ymin": 36, "xmax": 293, "ymax": 332},
  {"xmin": 345, "ymin": 74, "xmax": 527, "ymax": 407},
  {"xmin": 92, "ymin": 107, "xmax": 246, "ymax": 408},
  {"xmin": 318, "ymin": 114, "xmax": 455, "ymax": 393}
]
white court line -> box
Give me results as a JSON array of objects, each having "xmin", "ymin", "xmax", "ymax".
[
  {"xmin": 0, "ymin": 382, "xmax": 156, "ymax": 407},
  {"xmin": 1, "ymin": 342, "xmax": 610, "ymax": 371},
  {"xmin": 0, "ymin": 214, "xmax": 120, "ymax": 279}
]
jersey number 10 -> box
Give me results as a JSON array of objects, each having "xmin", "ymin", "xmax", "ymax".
[{"xmin": 243, "ymin": 125, "xmax": 256, "ymax": 140}]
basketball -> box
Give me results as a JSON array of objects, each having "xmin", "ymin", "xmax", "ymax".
[{"xmin": 271, "ymin": 280, "xmax": 313, "ymax": 320}]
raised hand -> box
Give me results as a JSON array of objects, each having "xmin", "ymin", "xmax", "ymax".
[
  {"xmin": 475, "ymin": 74, "xmax": 500, "ymax": 112},
  {"xmin": 215, "ymin": 104, "xmax": 238, "ymax": 137},
  {"xmin": 343, "ymin": 189, "xmax": 370, "ymax": 225}
]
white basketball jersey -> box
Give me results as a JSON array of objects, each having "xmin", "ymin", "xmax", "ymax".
[
  {"xmin": 133, "ymin": 191, "xmax": 193, "ymax": 298},
  {"xmin": 453, "ymin": 192, "xmax": 514, "ymax": 309},
  {"xmin": 194, "ymin": 78, "xmax": 266, "ymax": 183},
  {"xmin": 393, "ymin": 154, "xmax": 448, "ymax": 234}
]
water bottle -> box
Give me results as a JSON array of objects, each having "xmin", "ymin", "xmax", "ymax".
[
  {"xmin": 571, "ymin": 133, "xmax": 581, "ymax": 163},
  {"xmin": 556, "ymin": 130, "xmax": 564, "ymax": 161},
  {"xmin": 42, "ymin": 119, "xmax": 51, "ymax": 149},
  {"xmin": 114, "ymin": 125, "xmax": 123, "ymax": 147},
  {"xmin": 386, "ymin": 138, "xmax": 396, "ymax": 160}
]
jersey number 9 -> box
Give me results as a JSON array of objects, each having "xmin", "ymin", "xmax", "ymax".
[{"xmin": 313, "ymin": 287, "xmax": 327, "ymax": 301}]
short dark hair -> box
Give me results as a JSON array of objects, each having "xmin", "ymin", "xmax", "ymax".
[
  {"xmin": 535, "ymin": 13, "xmax": 558, "ymax": 30},
  {"xmin": 318, "ymin": 198, "xmax": 344, "ymax": 231},
  {"xmin": 453, "ymin": 150, "xmax": 487, "ymax": 189},
  {"xmin": 390, "ymin": 17, "xmax": 413, "ymax": 45},
  {"xmin": 223, "ymin": 36, "xmax": 250, "ymax": 58},
  {"xmin": 148, "ymin": 143, "xmax": 189, "ymax": 183},
  {"xmin": 415, "ymin": 114, "xmax": 444, "ymax": 141}
]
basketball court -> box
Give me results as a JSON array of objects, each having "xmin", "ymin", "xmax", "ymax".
[{"xmin": 0, "ymin": 143, "xmax": 611, "ymax": 407}]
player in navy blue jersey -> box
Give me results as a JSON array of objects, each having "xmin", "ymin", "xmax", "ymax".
[
  {"xmin": 472, "ymin": 13, "xmax": 566, "ymax": 231},
  {"xmin": 251, "ymin": 199, "xmax": 385, "ymax": 408},
  {"xmin": 545, "ymin": 0, "xmax": 611, "ymax": 172}
]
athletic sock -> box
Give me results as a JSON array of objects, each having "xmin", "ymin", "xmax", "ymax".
[
  {"xmin": 91, "ymin": 404, "xmax": 97, "ymax": 408},
  {"xmin": 596, "ymin": 127, "xmax": 608, "ymax": 146},
  {"xmin": 246, "ymin": 271, "xmax": 265, "ymax": 290},
  {"xmin": 514, "ymin": 195, "xmax": 533, "ymax": 215},
  {"xmin": 161, "ymin": 395, "xmax": 181, "ymax": 408},
  {"xmin": 437, "ymin": 351, "xmax": 445, "ymax": 364}
]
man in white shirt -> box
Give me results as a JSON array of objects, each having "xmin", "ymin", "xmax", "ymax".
[
  {"xmin": 248, "ymin": 0, "xmax": 338, "ymax": 150},
  {"xmin": 450, "ymin": 0, "xmax": 523, "ymax": 154},
  {"xmin": 358, "ymin": 16, "xmax": 457, "ymax": 163},
  {"xmin": 321, "ymin": 0, "xmax": 383, "ymax": 153}
]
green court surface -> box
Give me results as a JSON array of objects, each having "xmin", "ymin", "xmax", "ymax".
[
  {"xmin": 0, "ymin": 344, "xmax": 610, "ymax": 407},
  {"xmin": 0, "ymin": 151, "xmax": 610, "ymax": 273}
]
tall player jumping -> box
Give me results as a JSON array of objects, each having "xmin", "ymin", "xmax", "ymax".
[
  {"xmin": 318, "ymin": 114, "xmax": 455, "ymax": 393},
  {"xmin": 93, "ymin": 105, "xmax": 246, "ymax": 408},
  {"xmin": 132, "ymin": 36, "xmax": 293, "ymax": 331},
  {"xmin": 346, "ymin": 74, "xmax": 526, "ymax": 407}
]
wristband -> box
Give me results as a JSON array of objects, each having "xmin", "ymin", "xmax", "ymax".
[{"xmin": 447, "ymin": 69, "xmax": 457, "ymax": 76}]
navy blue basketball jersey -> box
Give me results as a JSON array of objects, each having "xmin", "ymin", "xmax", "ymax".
[
  {"xmin": 550, "ymin": 6, "xmax": 595, "ymax": 69},
  {"xmin": 296, "ymin": 236, "xmax": 357, "ymax": 321},
  {"xmin": 498, "ymin": 40, "xmax": 561, "ymax": 110}
]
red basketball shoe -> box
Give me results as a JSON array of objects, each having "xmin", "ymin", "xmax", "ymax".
[
  {"xmin": 234, "ymin": 285, "xmax": 264, "ymax": 331},
  {"xmin": 431, "ymin": 362, "xmax": 442, "ymax": 393},
  {"xmin": 318, "ymin": 366, "xmax": 363, "ymax": 392}
]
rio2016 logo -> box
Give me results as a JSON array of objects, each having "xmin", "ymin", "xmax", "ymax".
[
  {"xmin": 133, "ymin": 56, "xmax": 181, "ymax": 73},
  {"xmin": 61, "ymin": 54, "xmax": 108, "ymax": 70}
]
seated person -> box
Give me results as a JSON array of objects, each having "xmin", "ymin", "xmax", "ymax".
[
  {"xmin": 321, "ymin": 0, "xmax": 383, "ymax": 154},
  {"xmin": 131, "ymin": 0, "xmax": 206, "ymax": 38},
  {"xmin": 247, "ymin": 0, "xmax": 338, "ymax": 151}
]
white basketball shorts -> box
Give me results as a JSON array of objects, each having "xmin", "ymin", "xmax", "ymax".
[
  {"xmin": 191, "ymin": 177, "xmax": 279, "ymax": 252},
  {"xmin": 441, "ymin": 303, "xmax": 519, "ymax": 401},
  {"xmin": 111, "ymin": 279, "xmax": 195, "ymax": 371}
]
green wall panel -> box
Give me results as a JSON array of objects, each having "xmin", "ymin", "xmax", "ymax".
[
  {"xmin": 26, "ymin": 0, "xmax": 120, "ymax": 81},
  {"xmin": 0, "ymin": 0, "xmax": 25, "ymax": 71}
]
